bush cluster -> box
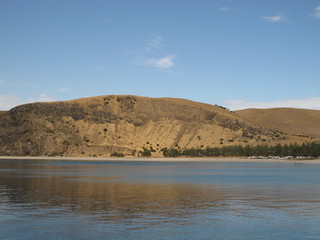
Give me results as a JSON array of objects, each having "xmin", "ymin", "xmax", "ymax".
[{"xmin": 110, "ymin": 152, "xmax": 125, "ymax": 157}]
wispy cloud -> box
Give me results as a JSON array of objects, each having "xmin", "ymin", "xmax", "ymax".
[
  {"xmin": 146, "ymin": 35, "xmax": 164, "ymax": 51},
  {"xmin": 24, "ymin": 94, "xmax": 56, "ymax": 105},
  {"xmin": 218, "ymin": 6, "xmax": 230, "ymax": 11},
  {"xmin": 311, "ymin": 5, "xmax": 320, "ymax": 19},
  {"xmin": 217, "ymin": 6, "xmax": 242, "ymax": 14},
  {"xmin": 0, "ymin": 94, "xmax": 20, "ymax": 110},
  {"xmin": 158, "ymin": 69, "xmax": 178, "ymax": 74},
  {"xmin": 96, "ymin": 65, "xmax": 105, "ymax": 70},
  {"xmin": 223, "ymin": 97, "xmax": 320, "ymax": 110},
  {"xmin": 31, "ymin": 93, "xmax": 55, "ymax": 102},
  {"xmin": 262, "ymin": 14, "xmax": 285, "ymax": 23},
  {"xmin": 138, "ymin": 55, "xmax": 175, "ymax": 69},
  {"xmin": 134, "ymin": 35, "xmax": 176, "ymax": 72},
  {"xmin": 0, "ymin": 93, "xmax": 56, "ymax": 110}
]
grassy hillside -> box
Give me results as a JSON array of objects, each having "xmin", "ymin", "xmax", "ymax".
[
  {"xmin": 0, "ymin": 95, "xmax": 313, "ymax": 157},
  {"xmin": 236, "ymin": 108, "xmax": 320, "ymax": 139}
]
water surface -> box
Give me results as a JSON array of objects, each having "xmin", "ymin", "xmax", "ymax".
[{"xmin": 0, "ymin": 159, "xmax": 320, "ymax": 239}]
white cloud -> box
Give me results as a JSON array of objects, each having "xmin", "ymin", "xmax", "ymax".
[
  {"xmin": 138, "ymin": 55, "xmax": 175, "ymax": 69},
  {"xmin": 223, "ymin": 97, "xmax": 320, "ymax": 111},
  {"xmin": 262, "ymin": 15, "xmax": 285, "ymax": 23},
  {"xmin": 312, "ymin": 6, "xmax": 320, "ymax": 19},
  {"xmin": 146, "ymin": 35, "xmax": 164, "ymax": 51},
  {"xmin": 0, "ymin": 93, "xmax": 57, "ymax": 110},
  {"xmin": 0, "ymin": 94, "xmax": 21, "ymax": 110},
  {"xmin": 30, "ymin": 93, "xmax": 55, "ymax": 102},
  {"xmin": 18, "ymin": 93, "xmax": 56, "ymax": 107},
  {"xmin": 135, "ymin": 35, "xmax": 176, "ymax": 71}
]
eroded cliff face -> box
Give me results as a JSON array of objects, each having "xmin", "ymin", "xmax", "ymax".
[{"xmin": 0, "ymin": 95, "xmax": 311, "ymax": 157}]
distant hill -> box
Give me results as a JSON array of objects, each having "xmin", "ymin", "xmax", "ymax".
[
  {"xmin": 236, "ymin": 108, "xmax": 320, "ymax": 139},
  {"xmin": 0, "ymin": 95, "xmax": 316, "ymax": 157}
]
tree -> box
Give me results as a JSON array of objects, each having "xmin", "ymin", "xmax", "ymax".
[
  {"xmin": 163, "ymin": 148, "xmax": 181, "ymax": 157},
  {"xmin": 139, "ymin": 148, "xmax": 151, "ymax": 157}
]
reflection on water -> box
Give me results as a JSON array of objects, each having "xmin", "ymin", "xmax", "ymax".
[
  {"xmin": 1, "ymin": 160, "xmax": 320, "ymax": 240},
  {"xmin": 1, "ymin": 177, "xmax": 223, "ymax": 219}
]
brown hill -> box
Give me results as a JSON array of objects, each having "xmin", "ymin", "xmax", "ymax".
[
  {"xmin": 236, "ymin": 108, "xmax": 320, "ymax": 139},
  {"xmin": 0, "ymin": 95, "xmax": 313, "ymax": 157}
]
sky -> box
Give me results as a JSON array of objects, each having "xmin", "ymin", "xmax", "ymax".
[{"xmin": 1, "ymin": 0, "xmax": 320, "ymax": 110}]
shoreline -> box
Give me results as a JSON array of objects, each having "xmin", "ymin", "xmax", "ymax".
[{"xmin": 1, "ymin": 156, "xmax": 320, "ymax": 164}]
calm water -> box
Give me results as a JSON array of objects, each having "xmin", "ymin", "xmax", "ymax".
[{"xmin": 1, "ymin": 160, "xmax": 320, "ymax": 240}]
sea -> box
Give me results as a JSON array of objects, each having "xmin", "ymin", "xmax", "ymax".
[{"xmin": 0, "ymin": 159, "xmax": 320, "ymax": 240}]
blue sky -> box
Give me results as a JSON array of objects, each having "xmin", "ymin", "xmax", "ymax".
[{"xmin": 1, "ymin": 0, "xmax": 320, "ymax": 110}]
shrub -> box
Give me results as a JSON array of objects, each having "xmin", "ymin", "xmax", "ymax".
[
  {"xmin": 139, "ymin": 148, "xmax": 152, "ymax": 157},
  {"xmin": 110, "ymin": 152, "xmax": 125, "ymax": 157}
]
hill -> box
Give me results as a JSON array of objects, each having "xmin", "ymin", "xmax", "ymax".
[
  {"xmin": 0, "ymin": 95, "xmax": 315, "ymax": 157},
  {"xmin": 236, "ymin": 108, "xmax": 320, "ymax": 139}
]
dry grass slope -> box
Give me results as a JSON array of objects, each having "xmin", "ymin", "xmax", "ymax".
[
  {"xmin": 0, "ymin": 95, "xmax": 316, "ymax": 157},
  {"xmin": 236, "ymin": 108, "xmax": 320, "ymax": 138}
]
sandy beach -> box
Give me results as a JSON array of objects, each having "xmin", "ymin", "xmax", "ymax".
[{"xmin": 1, "ymin": 156, "xmax": 320, "ymax": 164}]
